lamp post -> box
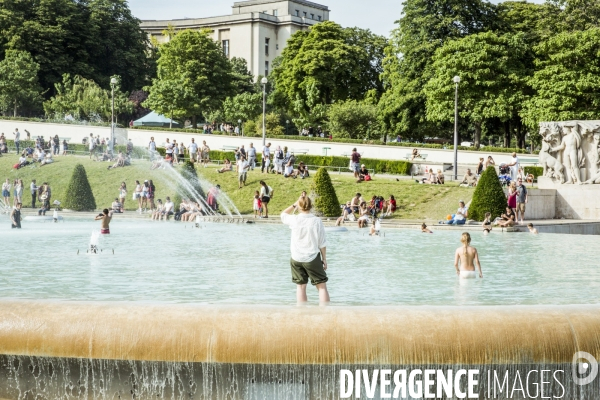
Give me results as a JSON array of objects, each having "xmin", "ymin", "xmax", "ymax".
[
  {"xmin": 286, "ymin": 120, "xmax": 289, "ymax": 135},
  {"xmin": 261, "ymin": 77, "xmax": 268, "ymax": 146},
  {"xmin": 238, "ymin": 119, "xmax": 242, "ymax": 136},
  {"xmin": 453, "ymin": 75, "xmax": 460, "ymax": 180},
  {"xmin": 110, "ymin": 77, "xmax": 117, "ymax": 155}
]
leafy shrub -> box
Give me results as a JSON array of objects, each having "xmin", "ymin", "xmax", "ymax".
[
  {"xmin": 310, "ymin": 168, "xmax": 341, "ymax": 217},
  {"xmin": 468, "ymin": 166, "xmax": 507, "ymax": 221},
  {"xmin": 524, "ymin": 166, "xmax": 543, "ymax": 178},
  {"xmin": 243, "ymin": 120, "xmax": 258, "ymax": 137},
  {"xmin": 62, "ymin": 164, "xmax": 96, "ymax": 211}
]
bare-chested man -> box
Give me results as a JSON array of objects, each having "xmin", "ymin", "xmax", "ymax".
[
  {"xmin": 454, "ymin": 232, "xmax": 483, "ymax": 279},
  {"xmin": 95, "ymin": 209, "xmax": 114, "ymax": 234}
]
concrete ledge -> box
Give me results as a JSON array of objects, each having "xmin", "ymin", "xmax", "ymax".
[{"xmin": 1, "ymin": 301, "xmax": 599, "ymax": 365}]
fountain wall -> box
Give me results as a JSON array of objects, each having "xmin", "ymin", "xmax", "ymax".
[{"xmin": 1, "ymin": 301, "xmax": 599, "ymax": 398}]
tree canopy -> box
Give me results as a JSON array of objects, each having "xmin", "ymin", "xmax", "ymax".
[{"xmin": 0, "ymin": 50, "xmax": 43, "ymax": 116}]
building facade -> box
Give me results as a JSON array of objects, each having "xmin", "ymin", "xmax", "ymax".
[{"xmin": 140, "ymin": 0, "xmax": 330, "ymax": 78}]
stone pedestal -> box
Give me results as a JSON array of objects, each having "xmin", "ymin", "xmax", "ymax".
[
  {"xmin": 524, "ymin": 188, "xmax": 556, "ymax": 219},
  {"xmin": 538, "ymin": 176, "xmax": 600, "ymax": 219}
]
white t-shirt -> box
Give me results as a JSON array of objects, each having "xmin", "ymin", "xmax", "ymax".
[
  {"xmin": 164, "ymin": 201, "xmax": 174, "ymax": 212},
  {"xmin": 510, "ymin": 156, "xmax": 519, "ymax": 178},
  {"xmin": 149, "ymin": 141, "xmax": 156, "ymax": 151},
  {"xmin": 247, "ymin": 147, "xmax": 256, "ymax": 158},
  {"xmin": 263, "ymin": 146, "xmax": 271, "ymax": 158},
  {"xmin": 165, "ymin": 143, "xmax": 173, "ymax": 154},
  {"xmin": 237, "ymin": 160, "xmax": 249, "ymax": 173},
  {"xmin": 455, "ymin": 206, "xmax": 468, "ymax": 221},
  {"xmin": 14, "ymin": 131, "xmax": 20, "ymax": 141},
  {"xmin": 188, "ymin": 143, "xmax": 198, "ymax": 153},
  {"xmin": 280, "ymin": 212, "xmax": 327, "ymax": 262},
  {"xmin": 260, "ymin": 185, "xmax": 272, "ymax": 198}
]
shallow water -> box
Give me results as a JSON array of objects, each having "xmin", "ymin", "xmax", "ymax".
[{"xmin": 0, "ymin": 217, "xmax": 597, "ymax": 306}]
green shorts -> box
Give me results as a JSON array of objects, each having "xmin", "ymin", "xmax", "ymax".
[{"xmin": 291, "ymin": 253, "xmax": 328, "ymax": 286}]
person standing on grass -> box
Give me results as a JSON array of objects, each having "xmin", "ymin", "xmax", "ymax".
[
  {"xmin": 247, "ymin": 143, "xmax": 257, "ymax": 170},
  {"xmin": 351, "ymin": 148, "xmax": 361, "ymax": 180},
  {"xmin": 281, "ymin": 193, "xmax": 330, "ymax": 304},
  {"xmin": 237, "ymin": 155, "xmax": 250, "ymax": 189},
  {"xmin": 148, "ymin": 137, "xmax": 157, "ymax": 160},
  {"xmin": 13, "ymin": 128, "xmax": 20, "ymax": 154},
  {"xmin": 119, "ymin": 182, "xmax": 127, "ymax": 210},
  {"xmin": 2, "ymin": 179, "xmax": 11, "ymax": 208},
  {"xmin": 262, "ymin": 142, "xmax": 271, "ymax": 173},
  {"xmin": 259, "ymin": 180, "xmax": 274, "ymax": 218},
  {"xmin": 200, "ymin": 140, "xmax": 210, "ymax": 168},
  {"xmin": 188, "ymin": 138, "xmax": 198, "ymax": 163}
]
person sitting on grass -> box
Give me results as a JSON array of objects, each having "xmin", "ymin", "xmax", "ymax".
[
  {"xmin": 459, "ymin": 169, "xmax": 478, "ymax": 187},
  {"xmin": 417, "ymin": 169, "xmax": 437, "ymax": 184},
  {"xmin": 40, "ymin": 152, "xmax": 54, "ymax": 166},
  {"xmin": 436, "ymin": 169, "xmax": 445, "ymax": 184},
  {"xmin": 35, "ymin": 148, "xmax": 45, "ymax": 163},
  {"xmin": 294, "ymin": 162, "xmax": 309, "ymax": 179},
  {"xmin": 335, "ymin": 201, "xmax": 355, "ymax": 226},
  {"xmin": 111, "ymin": 198, "xmax": 123, "ymax": 213},
  {"xmin": 107, "ymin": 151, "xmax": 126, "ymax": 170},
  {"xmin": 217, "ymin": 158, "xmax": 232, "ymax": 173},
  {"xmin": 357, "ymin": 164, "xmax": 371, "ymax": 182},
  {"xmin": 382, "ymin": 195, "xmax": 396, "ymax": 217},
  {"xmin": 444, "ymin": 200, "xmax": 468, "ymax": 225},
  {"xmin": 494, "ymin": 206, "xmax": 516, "ymax": 227}
]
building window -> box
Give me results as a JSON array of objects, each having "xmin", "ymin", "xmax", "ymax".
[
  {"xmin": 318, "ymin": 15, "xmax": 322, "ymax": 21},
  {"xmin": 265, "ymin": 61, "xmax": 269, "ymax": 77},
  {"xmin": 310, "ymin": 13, "xmax": 314, "ymax": 19},
  {"xmin": 265, "ymin": 38, "xmax": 270, "ymax": 57},
  {"xmin": 303, "ymin": 11, "xmax": 307, "ymax": 17},
  {"xmin": 273, "ymin": 9, "xmax": 278, "ymax": 16},
  {"xmin": 295, "ymin": 10, "xmax": 299, "ymax": 17},
  {"xmin": 222, "ymin": 40, "xmax": 230, "ymax": 58}
]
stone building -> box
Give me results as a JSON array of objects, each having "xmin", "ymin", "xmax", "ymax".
[{"xmin": 140, "ymin": 0, "xmax": 330, "ymax": 78}]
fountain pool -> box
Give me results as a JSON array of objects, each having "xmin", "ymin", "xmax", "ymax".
[
  {"xmin": 0, "ymin": 218, "xmax": 598, "ymax": 306},
  {"xmin": 1, "ymin": 217, "xmax": 599, "ymax": 399}
]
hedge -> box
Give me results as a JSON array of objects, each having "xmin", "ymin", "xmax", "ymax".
[
  {"xmin": 468, "ymin": 166, "xmax": 507, "ymax": 221},
  {"xmin": 202, "ymin": 150, "xmax": 413, "ymax": 175},
  {"xmin": 524, "ymin": 166, "xmax": 543, "ymax": 178},
  {"xmin": 311, "ymin": 168, "xmax": 341, "ymax": 217},
  {"xmin": 62, "ymin": 164, "xmax": 97, "ymax": 211},
  {"xmin": 2, "ymin": 139, "xmax": 148, "ymax": 158}
]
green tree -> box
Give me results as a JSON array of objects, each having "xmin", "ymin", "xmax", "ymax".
[
  {"xmin": 43, "ymin": 74, "xmax": 133, "ymax": 121},
  {"xmin": 327, "ymin": 100, "xmax": 380, "ymax": 140},
  {"xmin": 424, "ymin": 32, "xmax": 528, "ymax": 148},
  {"xmin": 0, "ymin": 0, "xmax": 152, "ymax": 94},
  {"xmin": 468, "ymin": 166, "xmax": 506, "ymax": 221},
  {"xmin": 253, "ymin": 112, "xmax": 284, "ymax": 137},
  {"xmin": 230, "ymin": 57, "xmax": 255, "ymax": 95},
  {"xmin": 145, "ymin": 29, "xmax": 233, "ymax": 128},
  {"xmin": 142, "ymin": 78, "xmax": 188, "ymax": 127},
  {"xmin": 271, "ymin": 22, "xmax": 386, "ymax": 122},
  {"xmin": 310, "ymin": 168, "xmax": 341, "ymax": 217},
  {"xmin": 378, "ymin": 0, "xmax": 498, "ymax": 139},
  {"xmin": 223, "ymin": 92, "xmax": 262, "ymax": 124},
  {"xmin": 522, "ymin": 28, "xmax": 600, "ymax": 128},
  {"xmin": 62, "ymin": 164, "xmax": 97, "ymax": 211},
  {"xmin": 0, "ymin": 50, "xmax": 43, "ymax": 116}
]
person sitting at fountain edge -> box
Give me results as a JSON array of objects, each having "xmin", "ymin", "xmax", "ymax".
[
  {"xmin": 444, "ymin": 200, "xmax": 468, "ymax": 225},
  {"xmin": 162, "ymin": 197, "xmax": 174, "ymax": 220},
  {"xmin": 454, "ymin": 232, "xmax": 483, "ymax": 279},
  {"xmin": 95, "ymin": 209, "xmax": 114, "ymax": 234},
  {"xmin": 281, "ymin": 193, "xmax": 330, "ymax": 304}
]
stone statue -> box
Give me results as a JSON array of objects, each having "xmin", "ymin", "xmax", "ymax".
[
  {"xmin": 539, "ymin": 122, "xmax": 565, "ymax": 183},
  {"xmin": 550, "ymin": 122, "xmax": 585, "ymax": 184},
  {"xmin": 580, "ymin": 132, "xmax": 600, "ymax": 184}
]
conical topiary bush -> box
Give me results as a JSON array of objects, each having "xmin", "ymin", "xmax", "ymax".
[
  {"xmin": 62, "ymin": 163, "xmax": 97, "ymax": 211},
  {"xmin": 310, "ymin": 167, "xmax": 341, "ymax": 217},
  {"xmin": 468, "ymin": 166, "xmax": 506, "ymax": 221}
]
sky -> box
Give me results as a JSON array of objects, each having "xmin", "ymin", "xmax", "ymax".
[{"xmin": 127, "ymin": 0, "xmax": 401, "ymax": 37}]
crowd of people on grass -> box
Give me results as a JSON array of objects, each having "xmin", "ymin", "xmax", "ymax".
[{"xmin": 335, "ymin": 192, "xmax": 397, "ymax": 227}]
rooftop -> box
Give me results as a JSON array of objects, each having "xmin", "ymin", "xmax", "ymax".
[{"xmin": 232, "ymin": 0, "xmax": 330, "ymax": 11}]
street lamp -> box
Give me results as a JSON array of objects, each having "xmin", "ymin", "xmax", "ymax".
[
  {"xmin": 286, "ymin": 120, "xmax": 289, "ymax": 135},
  {"xmin": 453, "ymin": 75, "xmax": 460, "ymax": 180},
  {"xmin": 238, "ymin": 119, "xmax": 242, "ymax": 136},
  {"xmin": 110, "ymin": 77, "xmax": 117, "ymax": 155},
  {"xmin": 261, "ymin": 77, "xmax": 268, "ymax": 146}
]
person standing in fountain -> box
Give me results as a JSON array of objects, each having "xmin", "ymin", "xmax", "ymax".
[
  {"xmin": 95, "ymin": 209, "xmax": 114, "ymax": 234},
  {"xmin": 11, "ymin": 203, "xmax": 22, "ymax": 228},
  {"xmin": 281, "ymin": 193, "xmax": 330, "ymax": 304},
  {"xmin": 454, "ymin": 232, "xmax": 483, "ymax": 279}
]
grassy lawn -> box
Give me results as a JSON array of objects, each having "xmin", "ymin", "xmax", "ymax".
[{"xmin": 0, "ymin": 155, "xmax": 474, "ymax": 220}]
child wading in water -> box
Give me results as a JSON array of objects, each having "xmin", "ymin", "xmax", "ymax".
[
  {"xmin": 253, "ymin": 191, "xmax": 263, "ymax": 218},
  {"xmin": 454, "ymin": 232, "xmax": 483, "ymax": 279}
]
